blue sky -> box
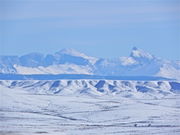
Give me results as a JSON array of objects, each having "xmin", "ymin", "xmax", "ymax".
[{"xmin": 0, "ymin": 0, "xmax": 179, "ymax": 60}]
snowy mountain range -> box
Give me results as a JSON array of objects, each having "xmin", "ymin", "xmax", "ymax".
[{"xmin": 0, "ymin": 47, "xmax": 180, "ymax": 80}]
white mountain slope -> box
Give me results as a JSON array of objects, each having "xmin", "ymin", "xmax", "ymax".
[
  {"xmin": 14, "ymin": 64, "xmax": 93, "ymax": 75},
  {"xmin": 57, "ymin": 48, "xmax": 98, "ymax": 64},
  {"xmin": 0, "ymin": 47, "xmax": 179, "ymax": 80}
]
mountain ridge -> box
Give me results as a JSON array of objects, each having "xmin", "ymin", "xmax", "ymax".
[
  {"xmin": 1, "ymin": 79, "xmax": 179, "ymax": 97},
  {"xmin": 0, "ymin": 47, "xmax": 180, "ymax": 80}
]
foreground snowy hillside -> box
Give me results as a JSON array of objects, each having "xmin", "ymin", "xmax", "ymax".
[
  {"xmin": 0, "ymin": 82, "xmax": 180, "ymax": 135},
  {"xmin": 0, "ymin": 47, "xmax": 180, "ymax": 80},
  {"xmin": 1, "ymin": 80, "xmax": 180, "ymax": 98}
]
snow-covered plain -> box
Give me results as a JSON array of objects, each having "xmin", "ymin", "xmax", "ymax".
[{"xmin": 0, "ymin": 80, "xmax": 180, "ymax": 135}]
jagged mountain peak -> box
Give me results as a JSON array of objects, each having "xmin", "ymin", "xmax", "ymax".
[
  {"xmin": 130, "ymin": 47, "xmax": 154, "ymax": 60},
  {"xmin": 132, "ymin": 46, "xmax": 138, "ymax": 51}
]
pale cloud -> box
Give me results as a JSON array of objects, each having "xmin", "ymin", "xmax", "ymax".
[{"xmin": 0, "ymin": 0, "xmax": 179, "ymax": 27}]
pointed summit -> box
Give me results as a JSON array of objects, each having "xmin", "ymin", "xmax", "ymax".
[
  {"xmin": 130, "ymin": 47, "xmax": 153, "ymax": 59},
  {"xmin": 132, "ymin": 46, "xmax": 138, "ymax": 51}
]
